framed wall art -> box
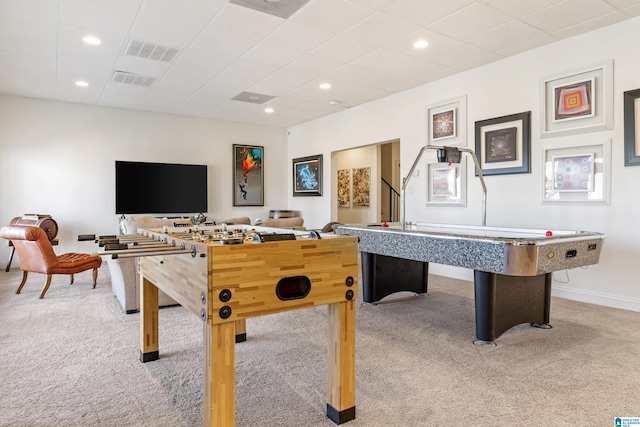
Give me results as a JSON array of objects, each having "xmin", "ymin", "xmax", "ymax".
[
  {"xmin": 542, "ymin": 139, "xmax": 611, "ymax": 204},
  {"xmin": 475, "ymin": 111, "xmax": 531, "ymax": 176},
  {"xmin": 292, "ymin": 154, "xmax": 322, "ymax": 197},
  {"xmin": 541, "ymin": 60, "xmax": 613, "ymax": 138},
  {"xmin": 352, "ymin": 167, "xmax": 370, "ymax": 207},
  {"xmin": 623, "ymin": 88, "xmax": 640, "ymax": 166},
  {"xmin": 337, "ymin": 168, "xmax": 350, "ymax": 207},
  {"xmin": 426, "ymin": 159, "xmax": 466, "ymax": 206},
  {"xmin": 233, "ymin": 144, "xmax": 264, "ymax": 206},
  {"xmin": 426, "ymin": 95, "xmax": 467, "ymax": 146}
]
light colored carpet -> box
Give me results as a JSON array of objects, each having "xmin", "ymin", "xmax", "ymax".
[{"xmin": 1, "ymin": 265, "xmax": 639, "ymax": 427}]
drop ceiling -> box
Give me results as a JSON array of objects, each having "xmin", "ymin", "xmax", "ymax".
[{"xmin": 1, "ymin": 0, "xmax": 639, "ymax": 128}]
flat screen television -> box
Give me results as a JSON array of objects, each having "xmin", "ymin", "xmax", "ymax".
[{"xmin": 115, "ymin": 160, "xmax": 208, "ymax": 215}]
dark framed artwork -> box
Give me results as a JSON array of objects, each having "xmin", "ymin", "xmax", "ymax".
[
  {"xmin": 233, "ymin": 144, "xmax": 264, "ymax": 206},
  {"xmin": 292, "ymin": 154, "xmax": 322, "ymax": 197},
  {"xmin": 474, "ymin": 111, "xmax": 531, "ymax": 176},
  {"xmin": 623, "ymin": 88, "xmax": 640, "ymax": 166}
]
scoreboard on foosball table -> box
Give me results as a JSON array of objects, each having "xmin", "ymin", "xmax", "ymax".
[{"xmin": 99, "ymin": 224, "xmax": 359, "ymax": 427}]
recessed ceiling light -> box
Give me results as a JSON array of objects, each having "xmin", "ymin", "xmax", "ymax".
[
  {"xmin": 413, "ymin": 39, "xmax": 429, "ymax": 49},
  {"xmin": 319, "ymin": 82, "xmax": 331, "ymax": 90},
  {"xmin": 83, "ymin": 36, "xmax": 101, "ymax": 45},
  {"xmin": 75, "ymin": 80, "xmax": 89, "ymax": 87},
  {"xmin": 264, "ymin": 0, "xmax": 282, "ymax": 3},
  {"xmin": 264, "ymin": 107, "xmax": 274, "ymax": 113}
]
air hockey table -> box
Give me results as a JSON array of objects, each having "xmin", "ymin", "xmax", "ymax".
[{"xmin": 335, "ymin": 222, "xmax": 605, "ymax": 343}]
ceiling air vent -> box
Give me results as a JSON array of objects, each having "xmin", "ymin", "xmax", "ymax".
[
  {"xmin": 125, "ymin": 39, "xmax": 181, "ymax": 63},
  {"xmin": 112, "ymin": 71, "xmax": 155, "ymax": 87},
  {"xmin": 231, "ymin": 91, "xmax": 276, "ymax": 104},
  {"xmin": 229, "ymin": 0, "xmax": 310, "ymax": 19}
]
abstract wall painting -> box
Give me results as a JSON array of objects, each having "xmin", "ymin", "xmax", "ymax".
[{"xmin": 352, "ymin": 167, "xmax": 370, "ymax": 207}]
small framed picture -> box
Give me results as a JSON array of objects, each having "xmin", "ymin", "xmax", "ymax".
[
  {"xmin": 426, "ymin": 96, "xmax": 467, "ymax": 146},
  {"xmin": 552, "ymin": 153, "xmax": 595, "ymax": 192},
  {"xmin": 426, "ymin": 160, "xmax": 466, "ymax": 206},
  {"xmin": 292, "ymin": 154, "xmax": 322, "ymax": 197},
  {"xmin": 542, "ymin": 139, "xmax": 610, "ymax": 204},
  {"xmin": 431, "ymin": 108, "xmax": 456, "ymax": 141},
  {"xmin": 541, "ymin": 60, "xmax": 613, "ymax": 138},
  {"xmin": 233, "ymin": 144, "xmax": 264, "ymax": 206}
]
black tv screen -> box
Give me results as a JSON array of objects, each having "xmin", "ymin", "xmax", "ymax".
[{"xmin": 115, "ymin": 161, "xmax": 208, "ymax": 215}]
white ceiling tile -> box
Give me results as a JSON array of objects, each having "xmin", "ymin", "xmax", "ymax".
[
  {"xmin": 290, "ymin": 0, "xmax": 374, "ymax": 33},
  {"xmin": 384, "ymin": 28, "xmax": 458, "ymax": 57},
  {"xmin": 241, "ymin": 43, "xmax": 300, "ymax": 68},
  {"xmin": 262, "ymin": 68, "xmax": 317, "ymax": 87},
  {"xmin": 137, "ymin": 88, "xmax": 191, "ymax": 113},
  {"xmin": 61, "ymin": 0, "xmax": 138, "ymax": 35},
  {"xmin": 607, "ymin": 0, "xmax": 640, "ymax": 7},
  {"xmin": 427, "ymin": 3, "xmax": 513, "ymax": 40},
  {"xmin": 352, "ymin": 48, "xmax": 414, "ymax": 73},
  {"xmin": 172, "ymin": 96, "xmax": 225, "ymax": 117},
  {"xmin": 223, "ymin": 60, "xmax": 278, "ymax": 81},
  {"xmin": 424, "ymin": 42, "xmax": 491, "ymax": 68},
  {"xmin": 310, "ymin": 35, "xmax": 378, "ymax": 63},
  {"xmin": 347, "ymin": 0, "xmax": 395, "ymax": 10},
  {"xmin": 477, "ymin": 0, "xmax": 563, "ymax": 18},
  {"xmin": 521, "ymin": 0, "xmax": 617, "ymax": 33},
  {"xmin": 342, "ymin": 11, "xmax": 420, "ymax": 47},
  {"xmin": 325, "ymin": 64, "xmax": 379, "ymax": 83},
  {"xmin": 0, "ymin": 0, "xmax": 58, "ymax": 18},
  {"xmin": 383, "ymin": 0, "xmax": 476, "ymax": 26},
  {"xmin": 0, "ymin": 51, "xmax": 56, "ymax": 99},
  {"xmin": 130, "ymin": 0, "xmax": 226, "ymax": 46},
  {"xmin": 184, "ymin": 30, "xmax": 256, "ymax": 68},
  {"xmin": 551, "ymin": 12, "xmax": 627, "ymax": 39},
  {"xmin": 209, "ymin": 3, "xmax": 284, "ymax": 41},
  {"xmin": 390, "ymin": 59, "xmax": 448, "ymax": 79},
  {"xmin": 467, "ymin": 21, "xmax": 545, "ymax": 52},
  {"xmin": 99, "ymin": 81, "xmax": 151, "ymax": 109},
  {"xmin": 496, "ymin": 34, "xmax": 556, "ymax": 57},
  {"xmin": 285, "ymin": 54, "xmax": 344, "ymax": 77},
  {"xmin": 58, "ymin": 24, "xmax": 125, "ymax": 67},
  {"xmin": 330, "ymin": 84, "xmax": 388, "ymax": 101},
  {"xmin": 248, "ymin": 79, "xmax": 295, "ymax": 97},
  {"xmin": 622, "ymin": 4, "xmax": 640, "ymax": 14},
  {"xmin": 359, "ymin": 72, "xmax": 410, "ymax": 90},
  {"xmin": 0, "ymin": 11, "xmax": 57, "ymax": 58},
  {"xmin": 207, "ymin": 73, "xmax": 259, "ymax": 92},
  {"xmin": 261, "ymin": 21, "xmax": 335, "ymax": 52}
]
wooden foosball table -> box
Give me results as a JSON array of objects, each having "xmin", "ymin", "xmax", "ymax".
[{"xmin": 93, "ymin": 225, "xmax": 359, "ymax": 426}]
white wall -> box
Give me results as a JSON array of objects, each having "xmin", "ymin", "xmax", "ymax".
[
  {"xmin": 0, "ymin": 95, "xmax": 288, "ymax": 259},
  {"xmin": 288, "ymin": 17, "xmax": 640, "ymax": 312}
]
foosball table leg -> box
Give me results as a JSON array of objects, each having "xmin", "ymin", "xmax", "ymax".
[
  {"xmin": 327, "ymin": 300, "xmax": 356, "ymax": 424},
  {"xmin": 140, "ymin": 277, "xmax": 159, "ymax": 363},
  {"xmin": 203, "ymin": 321, "xmax": 236, "ymax": 427}
]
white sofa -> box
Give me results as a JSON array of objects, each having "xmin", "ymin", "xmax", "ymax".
[{"xmin": 109, "ymin": 215, "xmax": 251, "ymax": 313}]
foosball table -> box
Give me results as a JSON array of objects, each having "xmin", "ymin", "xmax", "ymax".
[{"xmin": 91, "ymin": 225, "xmax": 359, "ymax": 426}]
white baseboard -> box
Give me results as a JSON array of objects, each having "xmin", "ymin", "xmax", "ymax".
[
  {"xmin": 429, "ymin": 264, "xmax": 640, "ymax": 313},
  {"xmin": 551, "ymin": 285, "xmax": 640, "ymax": 313}
]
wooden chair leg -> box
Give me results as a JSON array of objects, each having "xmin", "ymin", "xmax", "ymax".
[
  {"xmin": 92, "ymin": 268, "xmax": 98, "ymax": 289},
  {"xmin": 69, "ymin": 274, "xmax": 75, "ymax": 285},
  {"xmin": 39, "ymin": 275, "xmax": 53, "ymax": 299},
  {"xmin": 16, "ymin": 271, "xmax": 28, "ymax": 294}
]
